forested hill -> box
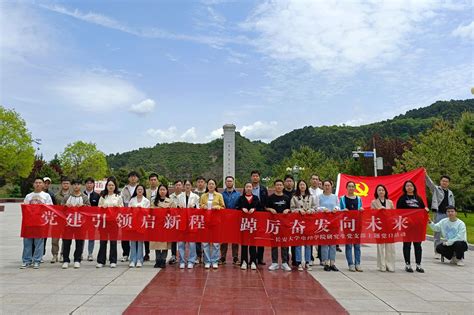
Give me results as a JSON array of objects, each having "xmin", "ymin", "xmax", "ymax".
[{"xmin": 107, "ymin": 99, "xmax": 473, "ymax": 180}]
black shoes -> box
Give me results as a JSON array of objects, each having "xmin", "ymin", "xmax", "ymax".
[
  {"xmin": 330, "ymin": 265, "xmax": 339, "ymax": 272},
  {"xmin": 143, "ymin": 254, "xmax": 150, "ymax": 262},
  {"xmin": 416, "ymin": 266, "xmax": 424, "ymax": 273},
  {"xmin": 324, "ymin": 265, "xmax": 331, "ymax": 272},
  {"xmin": 405, "ymin": 265, "xmax": 414, "ymax": 273},
  {"xmin": 258, "ymin": 260, "xmax": 266, "ymax": 265}
]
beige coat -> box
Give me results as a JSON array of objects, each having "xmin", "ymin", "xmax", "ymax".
[
  {"xmin": 149, "ymin": 197, "xmax": 176, "ymax": 250},
  {"xmin": 370, "ymin": 198, "xmax": 395, "ymax": 210}
]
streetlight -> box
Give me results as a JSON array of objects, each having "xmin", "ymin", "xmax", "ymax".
[
  {"xmin": 351, "ymin": 144, "xmax": 381, "ymax": 177},
  {"xmin": 286, "ymin": 165, "xmax": 305, "ymax": 188}
]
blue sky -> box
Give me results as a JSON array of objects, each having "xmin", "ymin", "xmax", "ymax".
[{"xmin": 1, "ymin": 0, "xmax": 472, "ymax": 159}]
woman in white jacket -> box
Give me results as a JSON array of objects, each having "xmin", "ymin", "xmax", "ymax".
[
  {"xmin": 177, "ymin": 179, "xmax": 200, "ymax": 269},
  {"xmin": 128, "ymin": 185, "xmax": 150, "ymax": 268}
]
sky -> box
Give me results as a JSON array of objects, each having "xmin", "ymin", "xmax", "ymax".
[{"xmin": 1, "ymin": 0, "xmax": 473, "ymax": 159}]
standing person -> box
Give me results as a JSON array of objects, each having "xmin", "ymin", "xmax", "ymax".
[
  {"xmin": 429, "ymin": 206, "xmax": 467, "ymax": 266},
  {"xmin": 397, "ymin": 180, "xmax": 429, "ymax": 273},
  {"xmin": 309, "ymin": 174, "xmax": 323, "ymax": 265},
  {"xmin": 83, "ymin": 177, "xmax": 100, "ymax": 261},
  {"xmin": 120, "ymin": 171, "xmax": 140, "ymax": 262},
  {"xmin": 150, "ymin": 184, "xmax": 176, "ymax": 268},
  {"xmin": 177, "ymin": 179, "xmax": 200, "ymax": 269},
  {"xmin": 291, "ymin": 180, "xmax": 317, "ymax": 271},
  {"xmin": 128, "ymin": 185, "xmax": 150, "ymax": 268},
  {"xmin": 340, "ymin": 181, "xmax": 364, "ymax": 272},
  {"xmin": 220, "ymin": 176, "xmax": 241, "ymax": 265},
  {"xmin": 168, "ymin": 180, "xmax": 184, "ymax": 265},
  {"xmin": 144, "ymin": 173, "xmax": 160, "ymax": 261},
  {"xmin": 251, "ymin": 170, "xmax": 268, "ymax": 265},
  {"xmin": 96, "ymin": 178, "xmax": 124, "ymax": 268},
  {"xmin": 426, "ymin": 174, "xmax": 455, "ymax": 259},
  {"xmin": 21, "ymin": 177, "xmax": 53, "ymax": 269},
  {"xmin": 318, "ymin": 180, "xmax": 340, "ymax": 272},
  {"xmin": 266, "ymin": 179, "xmax": 292, "ymax": 272},
  {"xmin": 371, "ymin": 185, "xmax": 396, "ymax": 272},
  {"xmin": 194, "ymin": 176, "xmax": 207, "ymax": 264},
  {"xmin": 62, "ymin": 179, "xmax": 90, "ymax": 269},
  {"xmin": 52, "ymin": 176, "xmax": 71, "ymax": 263},
  {"xmin": 41, "ymin": 177, "xmax": 56, "ymax": 258},
  {"xmin": 199, "ymin": 179, "xmax": 225, "ymax": 269},
  {"xmin": 237, "ymin": 182, "xmax": 262, "ymax": 270},
  {"xmin": 283, "ymin": 175, "xmax": 299, "ymax": 266}
]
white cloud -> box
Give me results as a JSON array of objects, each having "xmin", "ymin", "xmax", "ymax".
[
  {"xmin": 452, "ymin": 21, "xmax": 474, "ymax": 40},
  {"xmin": 146, "ymin": 126, "xmax": 178, "ymax": 143},
  {"xmin": 52, "ymin": 70, "xmax": 146, "ymax": 112},
  {"xmin": 238, "ymin": 121, "xmax": 279, "ymax": 142},
  {"xmin": 129, "ymin": 99, "xmax": 156, "ymax": 114},
  {"xmin": 243, "ymin": 0, "xmax": 457, "ymax": 74},
  {"xmin": 181, "ymin": 127, "xmax": 198, "ymax": 141},
  {"xmin": 206, "ymin": 127, "xmax": 223, "ymax": 141}
]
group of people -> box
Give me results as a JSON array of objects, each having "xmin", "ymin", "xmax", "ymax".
[{"xmin": 21, "ymin": 170, "xmax": 468, "ymax": 273}]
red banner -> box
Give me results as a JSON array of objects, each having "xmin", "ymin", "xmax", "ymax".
[
  {"xmin": 21, "ymin": 205, "xmax": 428, "ymax": 246},
  {"xmin": 336, "ymin": 168, "xmax": 427, "ymax": 209}
]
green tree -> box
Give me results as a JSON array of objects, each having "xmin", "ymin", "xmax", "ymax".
[
  {"xmin": 394, "ymin": 113, "xmax": 474, "ymax": 208},
  {"xmin": 59, "ymin": 141, "xmax": 108, "ymax": 180},
  {"xmin": 0, "ymin": 106, "xmax": 35, "ymax": 182}
]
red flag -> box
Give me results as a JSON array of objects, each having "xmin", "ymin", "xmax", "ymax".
[{"xmin": 336, "ymin": 168, "xmax": 427, "ymax": 209}]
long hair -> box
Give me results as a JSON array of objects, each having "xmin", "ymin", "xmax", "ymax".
[
  {"xmin": 153, "ymin": 184, "xmax": 169, "ymax": 206},
  {"xmin": 131, "ymin": 184, "xmax": 147, "ymax": 199},
  {"xmin": 294, "ymin": 180, "xmax": 310, "ymax": 197},
  {"xmin": 205, "ymin": 179, "xmax": 219, "ymax": 193},
  {"xmin": 402, "ymin": 180, "xmax": 418, "ymax": 196},
  {"xmin": 374, "ymin": 184, "xmax": 389, "ymax": 199},
  {"xmin": 100, "ymin": 178, "xmax": 119, "ymax": 197}
]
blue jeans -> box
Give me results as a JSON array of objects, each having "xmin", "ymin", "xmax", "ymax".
[
  {"xmin": 321, "ymin": 245, "xmax": 336, "ymax": 263},
  {"xmin": 202, "ymin": 242, "xmax": 220, "ymax": 264},
  {"xmin": 178, "ymin": 242, "xmax": 196, "ymax": 264},
  {"xmin": 23, "ymin": 238, "xmax": 44, "ymax": 264},
  {"xmin": 88, "ymin": 240, "xmax": 95, "ymax": 255},
  {"xmin": 295, "ymin": 245, "xmax": 312, "ymax": 264},
  {"xmin": 129, "ymin": 241, "xmax": 144, "ymax": 264},
  {"xmin": 345, "ymin": 244, "xmax": 361, "ymax": 266}
]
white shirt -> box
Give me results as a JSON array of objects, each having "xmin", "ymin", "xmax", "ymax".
[
  {"xmin": 129, "ymin": 196, "xmax": 150, "ymax": 208},
  {"xmin": 207, "ymin": 193, "xmax": 214, "ymax": 210},
  {"xmin": 24, "ymin": 191, "xmax": 53, "ymax": 205},
  {"xmin": 65, "ymin": 194, "xmax": 85, "ymax": 206},
  {"xmin": 99, "ymin": 194, "xmax": 124, "ymax": 207},
  {"xmin": 309, "ymin": 187, "xmax": 323, "ymax": 205},
  {"xmin": 177, "ymin": 192, "xmax": 200, "ymax": 208}
]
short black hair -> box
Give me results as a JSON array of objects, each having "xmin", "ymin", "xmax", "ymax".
[
  {"xmin": 322, "ymin": 179, "xmax": 333, "ymax": 186},
  {"xmin": 440, "ymin": 175, "xmax": 451, "ymax": 181},
  {"xmin": 311, "ymin": 174, "xmax": 320, "ymax": 179},
  {"xmin": 284, "ymin": 174, "xmax": 294, "ymax": 181},
  {"xmin": 128, "ymin": 171, "xmax": 140, "ymax": 178},
  {"xmin": 346, "ymin": 181, "xmax": 356, "ymax": 188},
  {"xmin": 251, "ymin": 170, "xmax": 260, "ymax": 176},
  {"xmin": 446, "ymin": 205, "xmax": 456, "ymax": 211},
  {"xmin": 225, "ymin": 175, "xmax": 234, "ymax": 181},
  {"xmin": 196, "ymin": 176, "xmax": 206, "ymax": 182},
  {"xmin": 34, "ymin": 176, "xmax": 44, "ymax": 182},
  {"xmin": 71, "ymin": 179, "xmax": 82, "ymax": 185},
  {"xmin": 84, "ymin": 177, "xmax": 95, "ymax": 184},
  {"xmin": 60, "ymin": 176, "xmax": 71, "ymax": 183},
  {"xmin": 148, "ymin": 173, "xmax": 159, "ymax": 180},
  {"xmin": 273, "ymin": 179, "xmax": 284, "ymax": 185},
  {"xmin": 174, "ymin": 179, "xmax": 183, "ymax": 185}
]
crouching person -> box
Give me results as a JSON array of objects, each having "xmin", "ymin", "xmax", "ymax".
[{"xmin": 429, "ymin": 206, "xmax": 468, "ymax": 266}]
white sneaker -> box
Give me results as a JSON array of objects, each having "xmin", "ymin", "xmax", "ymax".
[
  {"xmin": 20, "ymin": 263, "xmax": 29, "ymax": 269},
  {"xmin": 241, "ymin": 261, "xmax": 248, "ymax": 270},
  {"xmin": 204, "ymin": 263, "xmax": 211, "ymax": 269},
  {"xmin": 179, "ymin": 263, "xmax": 185, "ymax": 269},
  {"xmin": 87, "ymin": 255, "xmax": 93, "ymax": 261},
  {"xmin": 74, "ymin": 262, "xmax": 80, "ymax": 269},
  {"xmin": 129, "ymin": 262, "xmax": 135, "ymax": 268},
  {"xmin": 96, "ymin": 263, "xmax": 104, "ymax": 268},
  {"xmin": 250, "ymin": 262, "xmax": 257, "ymax": 270},
  {"xmin": 121, "ymin": 256, "xmax": 128, "ymax": 262},
  {"xmin": 62, "ymin": 262, "xmax": 69, "ymax": 269},
  {"xmin": 282, "ymin": 263, "xmax": 292, "ymax": 271},
  {"xmin": 187, "ymin": 263, "xmax": 194, "ymax": 269},
  {"xmin": 110, "ymin": 263, "xmax": 117, "ymax": 268},
  {"xmin": 212, "ymin": 262, "xmax": 218, "ymax": 269},
  {"xmin": 268, "ymin": 263, "xmax": 280, "ymax": 271},
  {"xmin": 456, "ymin": 259, "xmax": 465, "ymax": 266},
  {"xmin": 33, "ymin": 262, "xmax": 40, "ymax": 269},
  {"xmin": 136, "ymin": 262, "xmax": 143, "ymax": 268},
  {"xmin": 349, "ymin": 265, "xmax": 356, "ymax": 272},
  {"xmin": 51, "ymin": 255, "xmax": 58, "ymax": 264},
  {"xmin": 434, "ymin": 253, "xmax": 441, "ymax": 260},
  {"xmin": 297, "ymin": 264, "xmax": 303, "ymax": 271},
  {"xmin": 306, "ymin": 263, "xmax": 313, "ymax": 271}
]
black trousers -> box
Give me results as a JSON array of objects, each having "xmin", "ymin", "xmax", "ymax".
[
  {"xmin": 171, "ymin": 242, "xmax": 177, "ymax": 256},
  {"xmin": 196, "ymin": 243, "xmax": 202, "ymax": 259},
  {"xmin": 436, "ymin": 241, "xmax": 468, "ymax": 260},
  {"xmin": 271, "ymin": 247, "xmax": 289, "ymax": 264},
  {"xmin": 63, "ymin": 239, "xmax": 84, "ymax": 263},
  {"xmin": 144, "ymin": 241, "xmax": 150, "ymax": 255},
  {"xmin": 97, "ymin": 240, "xmax": 117, "ymax": 264},
  {"xmin": 121, "ymin": 240, "xmax": 130, "ymax": 257},
  {"xmin": 257, "ymin": 246, "xmax": 265, "ymax": 263},
  {"xmin": 291, "ymin": 246, "xmax": 296, "ymax": 264},
  {"xmin": 403, "ymin": 242, "xmax": 422, "ymax": 265},
  {"xmin": 241, "ymin": 245, "xmax": 257, "ymax": 265}
]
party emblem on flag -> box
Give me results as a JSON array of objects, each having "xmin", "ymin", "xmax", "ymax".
[{"xmin": 354, "ymin": 182, "xmax": 369, "ymax": 197}]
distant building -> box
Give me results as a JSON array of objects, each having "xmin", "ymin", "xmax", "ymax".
[{"xmin": 223, "ymin": 124, "xmax": 236, "ymax": 186}]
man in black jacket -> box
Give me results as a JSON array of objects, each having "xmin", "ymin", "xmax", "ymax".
[
  {"xmin": 251, "ymin": 170, "xmax": 268, "ymax": 265},
  {"xmin": 84, "ymin": 177, "xmax": 100, "ymax": 261}
]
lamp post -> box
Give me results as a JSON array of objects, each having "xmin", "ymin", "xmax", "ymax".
[
  {"xmin": 352, "ymin": 146, "xmax": 378, "ymax": 177},
  {"xmin": 286, "ymin": 165, "xmax": 305, "ymax": 189}
]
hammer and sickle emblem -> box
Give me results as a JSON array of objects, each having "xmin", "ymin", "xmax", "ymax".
[{"xmin": 354, "ymin": 182, "xmax": 369, "ymax": 197}]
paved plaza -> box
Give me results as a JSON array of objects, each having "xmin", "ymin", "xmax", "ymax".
[{"xmin": 1, "ymin": 203, "xmax": 472, "ymax": 314}]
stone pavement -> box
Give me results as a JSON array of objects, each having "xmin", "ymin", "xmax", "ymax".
[{"xmin": 1, "ymin": 202, "xmax": 473, "ymax": 314}]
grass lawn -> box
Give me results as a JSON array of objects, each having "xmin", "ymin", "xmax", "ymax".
[{"xmin": 426, "ymin": 211, "xmax": 474, "ymax": 244}]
